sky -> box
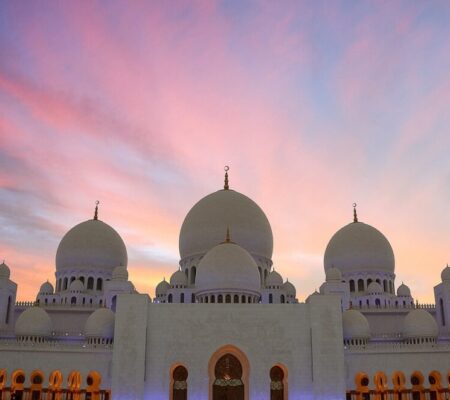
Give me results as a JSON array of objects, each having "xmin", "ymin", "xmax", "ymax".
[{"xmin": 0, "ymin": 1, "xmax": 449, "ymax": 302}]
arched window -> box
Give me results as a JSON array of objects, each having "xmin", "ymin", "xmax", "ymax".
[
  {"xmin": 211, "ymin": 295, "xmax": 215, "ymax": 303},
  {"xmin": 87, "ymin": 277, "xmax": 94, "ymax": 290},
  {"xmin": 5, "ymin": 296, "xmax": 11, "ymax": 324},
  {"xmin": 349, "ymin": 280, "xmax": 355, "ymax": 292},
  {"xmin": 168, "ymin": 294, "xmax": 173, "ymax": 303},
  {"xmin": 79, "ymin": 276, "xmax": 85, "ymax": 284},
  {"xmin": 180, "ymin": 293, "xmax": 185, "ymax": 303},
  {"xmin": 375, "ymin": 298, "xmax": 381, "ymax": 307},
  {"xmin": 270, "ymin": 366, "xmax": 285, "ymax": 400},
  {"xmin": 71, "ymin": 297, "xmax": 77, "ymax": 305},
  {"xmin": 357, "ymin": 279, "xmax": 364, "ymax": 292},
  {"xmin": 440, "ymin": 298, "xmax": 446, "ymax": 326},
  {"xmin": 269, "ymin": 294, "xmax": 273, "ymax": 304},
  {"xmin": 218, "ymin": 295, "xmax": 223, "ymax": 303},
  {"xmin": 213, "ymin": 354, "xmax": 244, "ymax": 400},
  {"xmin": 248, "ymin": 296, "xmax": 251, "ymax": 303},
  {"xmin": 234, "ymin": 295, "xmax": 239, "ymax": 303},
  {"xmin": 258, "ymin": 267, "xmax": 262, "ymax": 284},
  {"xmin": 63, "ymin": 278, "xmax": 68, "ymax": 290},
  {"xmin": 111, "ymin": 296, "xmax": 117, "ymax": 312},
  {"xmin": 264, "ymin": 269, "xmax": 268, "ymax": 283},
  {"xmin": 225, "ymin": 295, "xmax": 231, "ymax": 303},
  {"xmin": 383, "ymin": 280, "xmax": 387, "ymax": 292},
  {"xmin": 96, "ymin": 278, "xmax": 103, "ymax": 291},
  {"xmin": 191, "ymin": 294, "xmax": 195, "ymax": 303},
  {"xmin": 367, "ymin": 278, "xmax": 372, "ymax": 286},
  {"xmin": 172, "ymin": 366, "xmax": 188, "ymax": 400},
  {"xmin": 190, "ymin": 266, "xmax": 196, "ymax": 285},
  {"xmin": 70, "ymin": 276, "xmax": 76, "ymax": 283},
  {"xmin": 205, "ymin": 296, "xmax": 208, "ymax": 303},
  {"xmin": 280, "ymin": 295, "xmax": 285, "ymax": 304},
  {"xmin": 241, "ymin": 295, "xmax": 246, "ymax": 303}
]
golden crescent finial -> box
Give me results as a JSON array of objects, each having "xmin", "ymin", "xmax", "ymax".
[
  {"xmin": 94, "ymin": 200, "xmax": 100, "ymax": 220},
  {"xmin": 353, "ymin": 203, "xmax": 358, "ymax": 223},
  {"xmin": 224, "ymin": 165, "xmax": 230, "ymax": 190}
]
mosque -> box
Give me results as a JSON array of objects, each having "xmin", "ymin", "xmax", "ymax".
[{"xmin": 0, "ymin": 168, "xmax": 450, "ymax": 400}]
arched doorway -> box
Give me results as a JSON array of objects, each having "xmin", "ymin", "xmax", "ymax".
[{"xmin": 213, "ymin": 354, "xmax": 244, "ymax": 400}]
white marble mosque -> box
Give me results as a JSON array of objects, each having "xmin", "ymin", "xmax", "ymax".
[{"xmin": 0, "ymin": 168, "xmax": 450, "ymax": 400}]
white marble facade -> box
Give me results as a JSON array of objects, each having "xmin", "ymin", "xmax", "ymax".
[{"xmin": 0, "ymin": 172, "xmax": 449, "ymax": 399}]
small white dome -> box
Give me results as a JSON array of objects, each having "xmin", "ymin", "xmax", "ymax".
[
  {"xmin": 15, "ymin": 307, "xmax": 53, "ymax": 337},
  {"xmin": 39, "ymin": 281, "xmax": 54, "ymax": 295},
  {"xmin": 85, "ymin": 308, "xmax": 115, "ymax": 339},
  {"xmin": 367, "ymin": 281, "xmax": 383, "ymax": 294},
  {"xmin": 282, "ymin": 280, "xmax": 296, "ymax": 297},
  {"xmin": 342, "ymin": 310, "xmax": 370, "ymax": 340},
  {"xmin": 179, "ymin": 189, "xmax": 273, "ymax": 260},
  {"xmin": 305, "ymin": 290, "xmax": 320, "ymax": 302},
  {"xmin": 266, "ymin": 270, "xmax": 283, "ymax": 287},
  {"xmin": 441, "ymin": 265, "xmax": 450, "ymax": 282},
  {"xmin": 324, "ymin": 221, "xmax": 395, "ymax": 274},
  {"xmin": 112, "ymin": 266, "xmax": 128, "ymax": 281},
  {"xmin": 170, "ymin": 270, "xmax": 188, "ymax": 287},
  {"xmin": 56, "ymin": 219, "xmax": 127, "ymax": 272},
  {"xmin": 155, "ymin": 279, "xmax": 170, "ymax": 296},
  {"xmin": 403, "ymin": 309, "xmax": 438, "ymax": 339},
  {"xmin": 69, "ymin": 279, "xmax": 84, "ymax": 292},
  {"xmin": 397, "ymin": 283, "xmax": 411, "ymax": 297},
  {"xmin": 326, "ymin": 267, "xmax": 342, "ymax": 282},
  {"xmin": 0, "ymin": 261, "xmax": 10, "ymax": 279},
  {"xmin": 196, "ymin": 242, "xmax": 260, "ymax": 293}
]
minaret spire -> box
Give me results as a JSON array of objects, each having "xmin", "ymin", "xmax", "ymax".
[
  {"xmin": 94, "ymin": 200, "xmax": 99, "ymax": 220},
  {"xmin": 224, "ymin": 165, "xmax": 230, "ymax": 190},
  {"xmin": 353, "ymin": 203, "xmax": 358, "ymax": 223}
]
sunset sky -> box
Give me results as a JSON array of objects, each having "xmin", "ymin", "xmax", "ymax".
[{"xmin": 1, "ymin": 1, "xmax": 449, "ymax": 302}]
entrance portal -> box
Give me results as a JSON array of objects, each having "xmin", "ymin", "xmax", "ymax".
[{"xmin": 212, "ymin": 354, "xmax": 244, "ymax": 400}]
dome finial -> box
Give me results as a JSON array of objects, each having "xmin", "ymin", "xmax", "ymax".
[
  {"xmin": 225, "ymin": 226, "xmax": 231, "ymax": 243},
  {"xmin": 224, "ymin": 165, "xmax": 230, "ymax": 190},
  {"xmin": 94, "ymin": 200, "xmax": 100, "ymax": 220},
  {"xmin": 353, "ymin": 203, "xmax": 358, "ymax": 223}
]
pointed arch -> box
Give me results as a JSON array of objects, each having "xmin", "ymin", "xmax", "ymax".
[
  {"xmin": 11, "ymin": 369, "xmax": 26, "ymax": 398},
  {"xmin": 208, "ymin": 345, "xmax": 249, "ymax": 400},
  {"xmin": 67, "ymin": 370, "xmax": 82, "ymax": 399},
  {"xmin": 170, "ymin": 364, "xmax": 188, "ymax": 400},
  {"xmin": 30, "ymin": 369, "xmax": 45, "ymax": 399},
  {"xmin": 85, "ymin": 371, "xmax": 102, "ymax": 399},
  {"xmin": 270, "ymin": 364, "xmax": 288, "ymax": 400},
  {"xmin": 0, "ymin": 368, "xmax": 7, "ymax": 391}
]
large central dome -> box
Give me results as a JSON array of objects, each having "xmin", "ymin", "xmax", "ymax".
[{"xmin": 179, "ymin": 189, "xmax": 273, "ymax": 260}]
